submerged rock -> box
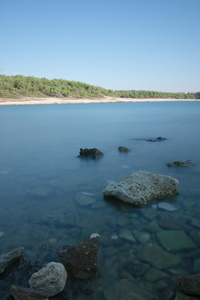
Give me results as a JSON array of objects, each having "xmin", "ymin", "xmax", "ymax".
[
  {"xmin": 103, "ymin": 170, "xmax": 179, "ymax": 206},
  {"xmin": 75, "ymin": 193, "xmax": 96, "ymax": 206},
  {"xmin": 175, "ymin": 274, "xmax": 200, "ymax": 296},
  {"xmin": 10, "ymin": 285, "xmax": 48, "ymax": 300},
  {"xmin": 137, "ymin": 245, "xmax": 181, "ymax": 269},
  {"xmin": 158, "ymin": 202, "xmax": 178, "ymax": 211},
  {"xmin": 0, "ymin": 246, "xmax": 24, "ymax": 275},
  {"xmin": 0, "ymin": 231, "xmax": 4, "ymax": 238},
  {"xmin": 118, "ymin": 146, "xmax": 130, "ymax": 152},
  {"xmin": 59, "ymin": 233, "xmax": 100, "ymax": 279},
  {"xmin": 156, "ymin": 230, "xmax": 197, "ymax": 252},
  {"xmin": 29, "ymin": 262, "xmax": 67, "ymax": 297},
  {"xmin": 78, "ymin": 148, "xmax": 103, "ymax": 159},
  {"xmin": 104, "ymin": 279, "xmax": 153, "ymax": 300},
  {"xmin": 167, "ymin": 160, "xmax": 199, "ymax": 168}
]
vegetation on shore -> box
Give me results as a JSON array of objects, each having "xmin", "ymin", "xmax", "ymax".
[{"xmin": 0, "ymin": 74, "xmax": 199, "ymax": 99}]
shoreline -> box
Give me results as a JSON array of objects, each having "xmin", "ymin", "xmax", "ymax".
[{"xmin": 0, "ymin": 96, "xmax": 198, "ymax": 106}]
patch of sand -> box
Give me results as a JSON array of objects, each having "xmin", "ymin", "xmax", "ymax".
[{"xmin": 0, "ymin": 96, "xmax": 198, "ymax": 106}]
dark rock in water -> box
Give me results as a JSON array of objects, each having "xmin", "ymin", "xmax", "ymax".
[
  {"xmin": 118, "ymin": 146, "xmax": 130, "ymax": 152},
  {"xmin": 79, "ymin": 148, "xmax": 103, "ymax": 159},
  {"xmin": 10, "ymin": 285, "xmax": 48, "ymax": 300},
  {"xmin": 167, "ymin": 160, "xmax": 199, "ymax": 168},
  {"xmin": 59, "ymin": 233, "xmax": 100, "ymax": 279},
  {"xmin": 146, "ymin": 137, "xmax": 167, "ymax": 142},
  {"xmin": 0, "ymin": 247, "xmax": 24, "ymax": 275},
  {"xmin": 104, "ymin": 279, "xmax": 153, "ymax": 300},
  {"xmin": 175, "ymin": 274, "xmax": 200, "ymax": 296}
]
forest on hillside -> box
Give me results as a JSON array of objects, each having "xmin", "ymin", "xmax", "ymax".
[{"xmin": 0, "ymin": 75, "xmax": 199, "ymax": 99}]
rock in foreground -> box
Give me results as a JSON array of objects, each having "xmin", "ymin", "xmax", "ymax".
[
  {"xmin": 79, "ymin": 148, "xmax": 103, "ymax": 159},
  {"xmin": 10, "ymin": 285, "xmax": 48, "ymax": 300},
  {"xmin": 59, "ymin": 233, "xmax": 100, "ymax": 279},
  {"xmin": 103, "ymin": 170, "xmax": 179, "ymax": 206},
  {"xmin": 0, "ymin": 247, "xmax": 24, "ymax": 275},
  {"xmin": 29, "ymin": 262, "xmax": 67, "ymax": 297}
]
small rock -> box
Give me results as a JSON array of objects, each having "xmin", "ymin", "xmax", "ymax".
[
  {"xmin": 29, "ymin": 262, "xmax": 67, "ymax": 297},
  {"xmin": 133, "ymin": 230, "xmax": 151, "ymax": 244},
  {"xmin": 75, "ymin": 193, "xmax": 96, "ymax": 206},
  {"xmin": 0, "ymin": 231, "xmax": 4, "ymax": 238},
  {"xmin": 78, "ymin": 148, "xmax": 103, "ymax": 159},
  {"xmin": 59, "ymin": 233, "xmax": 100, "ymax": 279},
  {"xmin": 167, "ymin": 160, "xmax": 198, "ymax": 168},
  {"xmin": 10, "ymin": 285, "xmax": 48, "ymax": 300},
  {"xmin": 103, "ymin": 170, "xmax": 179, "ymax": 206},
  {"xmin": 119, "ymin": 229, "xmax": 136, "ymax": 242},
  {"xmin": 175, "ymin": 274, "xmax": 200, "ymax": 296},
  {"xmin": 118, "ymin": 146, "xmax": 130, "ymax": 152},
  {"xmin": 145, "ymin": 267, "xmax": 170, "ymax": 282},
  {"xmin": 158, "ymin": 202, "xmax": 178, "ymax": 211},
  {"xmin": 146, "ymin": 137, "xmax": 167, "ymax": 142},
  {"xmin": 0, "ymin": 246, "xmax": 24, "ymax": 275}
]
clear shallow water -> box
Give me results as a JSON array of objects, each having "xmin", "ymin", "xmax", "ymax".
[{"xmin": 0, "ymin": 102, "xmax": 200, "ymax": 299}]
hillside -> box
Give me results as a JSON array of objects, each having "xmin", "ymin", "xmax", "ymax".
[{"xmin": 0, "ymin": 75, "xmax": 199, "ymax": 99}]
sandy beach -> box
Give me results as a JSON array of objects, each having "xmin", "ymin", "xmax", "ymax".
[{"xmin": 0, "ymin": 96, "xmax": 198, "ymax": 106}]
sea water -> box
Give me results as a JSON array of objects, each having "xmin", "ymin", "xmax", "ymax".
[{"xmin": 0, "ymin": 102, "xmax": 200, "ymax": 299}]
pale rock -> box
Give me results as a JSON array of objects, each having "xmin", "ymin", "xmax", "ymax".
[
  {"xmin": 29, "ymin": 262, "xmax": 67, "ymax": 297},
  {"xmin": 103, "ymin": 170, "xmax": 179, "ymax": 206}
]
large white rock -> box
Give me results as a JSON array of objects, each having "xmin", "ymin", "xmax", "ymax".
[
  {"xmin": 29, "ymin": 262, "xmax": 67, "ymax": 297},
  {"xmin": 103, "ymin": 170, "xmax": 179, "ymax": 206}
]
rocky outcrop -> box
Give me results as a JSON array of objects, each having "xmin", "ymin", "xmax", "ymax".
[
  {"xmin": 78, "ymin": 148, "xmax": 103, "ymax": 159},
  {"xmin": 103, "ymin": 170, "xmax": 179, "ymax": 206},
  {"xmin": 59, "ymin": 233, "xmax": 100, "ymax": 279},
  {"xmin": 167, "ymin": 160, "xmax": 199, "ymax": 168},
  {"xmin": 0, "ymin": 247, "xmax": 24, "ymax": 275},
  {"xmin": 104, "ymin": 279, "xmax": 153, "ymax": 300},
  {"xmin": 29, "ymin": 262, "xmax": 67, "ymax": 297},
  {"xmin": 10, "ymin": 285, "xmax": 48, "ymax": 300},
  {"xmin": 118, "ymin": 146, "xmax": 130, "ymax": 152}
]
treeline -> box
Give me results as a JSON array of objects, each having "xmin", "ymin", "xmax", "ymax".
[
  {"xmin": 0, "ymin": 75, "xmax": 199, "ymax": 99},
  {"xmin": 115, "ymin": 90, "xmax": 199, "ymax": 99},
  {"xmin": 0, "ymin": 75, "xmax": 114, "ymax": 99}
]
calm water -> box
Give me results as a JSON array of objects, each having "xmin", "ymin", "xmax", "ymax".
[{"xmin": 0, "ymin": 102, "xmax": 200, "ymax": 299}]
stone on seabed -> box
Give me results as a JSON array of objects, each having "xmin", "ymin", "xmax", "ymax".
[
  {"xmin": 29, "ymin": 262, "xmax": 67, "ymax": 297},
  {"xmin": 0, "ymin": 246, "xmax": 24, "ymax": 275},
  {"xmin": 10, "ymin": 285, "xmax": 48, "ymax": 300},
  {"xmin": 103, "ymin": 170, "xmax": 179, "ymax": 206}
]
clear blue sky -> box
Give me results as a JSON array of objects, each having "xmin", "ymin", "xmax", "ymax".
[{"xmin": 1, "ymin": 0, "xmax": 200, "ymax": 92}]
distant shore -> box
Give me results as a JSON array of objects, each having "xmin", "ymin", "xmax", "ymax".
[{"xmin": 0, "ymin": 96, "xmax": 198, "ymax": 106}]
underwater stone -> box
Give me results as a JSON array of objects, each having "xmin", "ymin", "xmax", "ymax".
[
  {"xmin": 75, "ymin": 193, "xmax": 96, "ymax": 206},
  {"xmin": 103, "ymin": 170, "xmax": 179, "ymax": 206},
  {"xmin": 10, "ymin": 285, "xmax": 48, "ymax": 300},
  {"xmin": 59, "ymin": 233, "xmax": 100, "ymax": 279},
  {"xmin": 119, "ymin": 229, "xmax": 136, "ymax": 242},
  {"xmin": 29, "ymin": 262, "xmax": 67, "ymax": 297},
  {"xmin": 137, "ymin": 245, "xmax": 181, "ymax": 269},
  {"xmin": 0, "ymin": 231, "xmax": 4, "ymax": 238},
  {"xmin": 158, "ymin": 202, "xmax": 178, "ymax": 211},
  {"xmin": 104, "ymin": 279, "xmax": 153, "ymax": 300},
  {"xmin": 175, "ymin": 274, "xmax": 200, "ymax": 296},
  {"xmin": 0, "ymin": 246, "xmax": 24, "ymax": 275},
  {"xmin": 156, "ymin": 230, "xmax": 197, "ymax": 252}
]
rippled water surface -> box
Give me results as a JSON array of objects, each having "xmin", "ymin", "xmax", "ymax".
[{"xmin": 0, "ymin": 102, "xmax": 200, "ymax": 299}]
